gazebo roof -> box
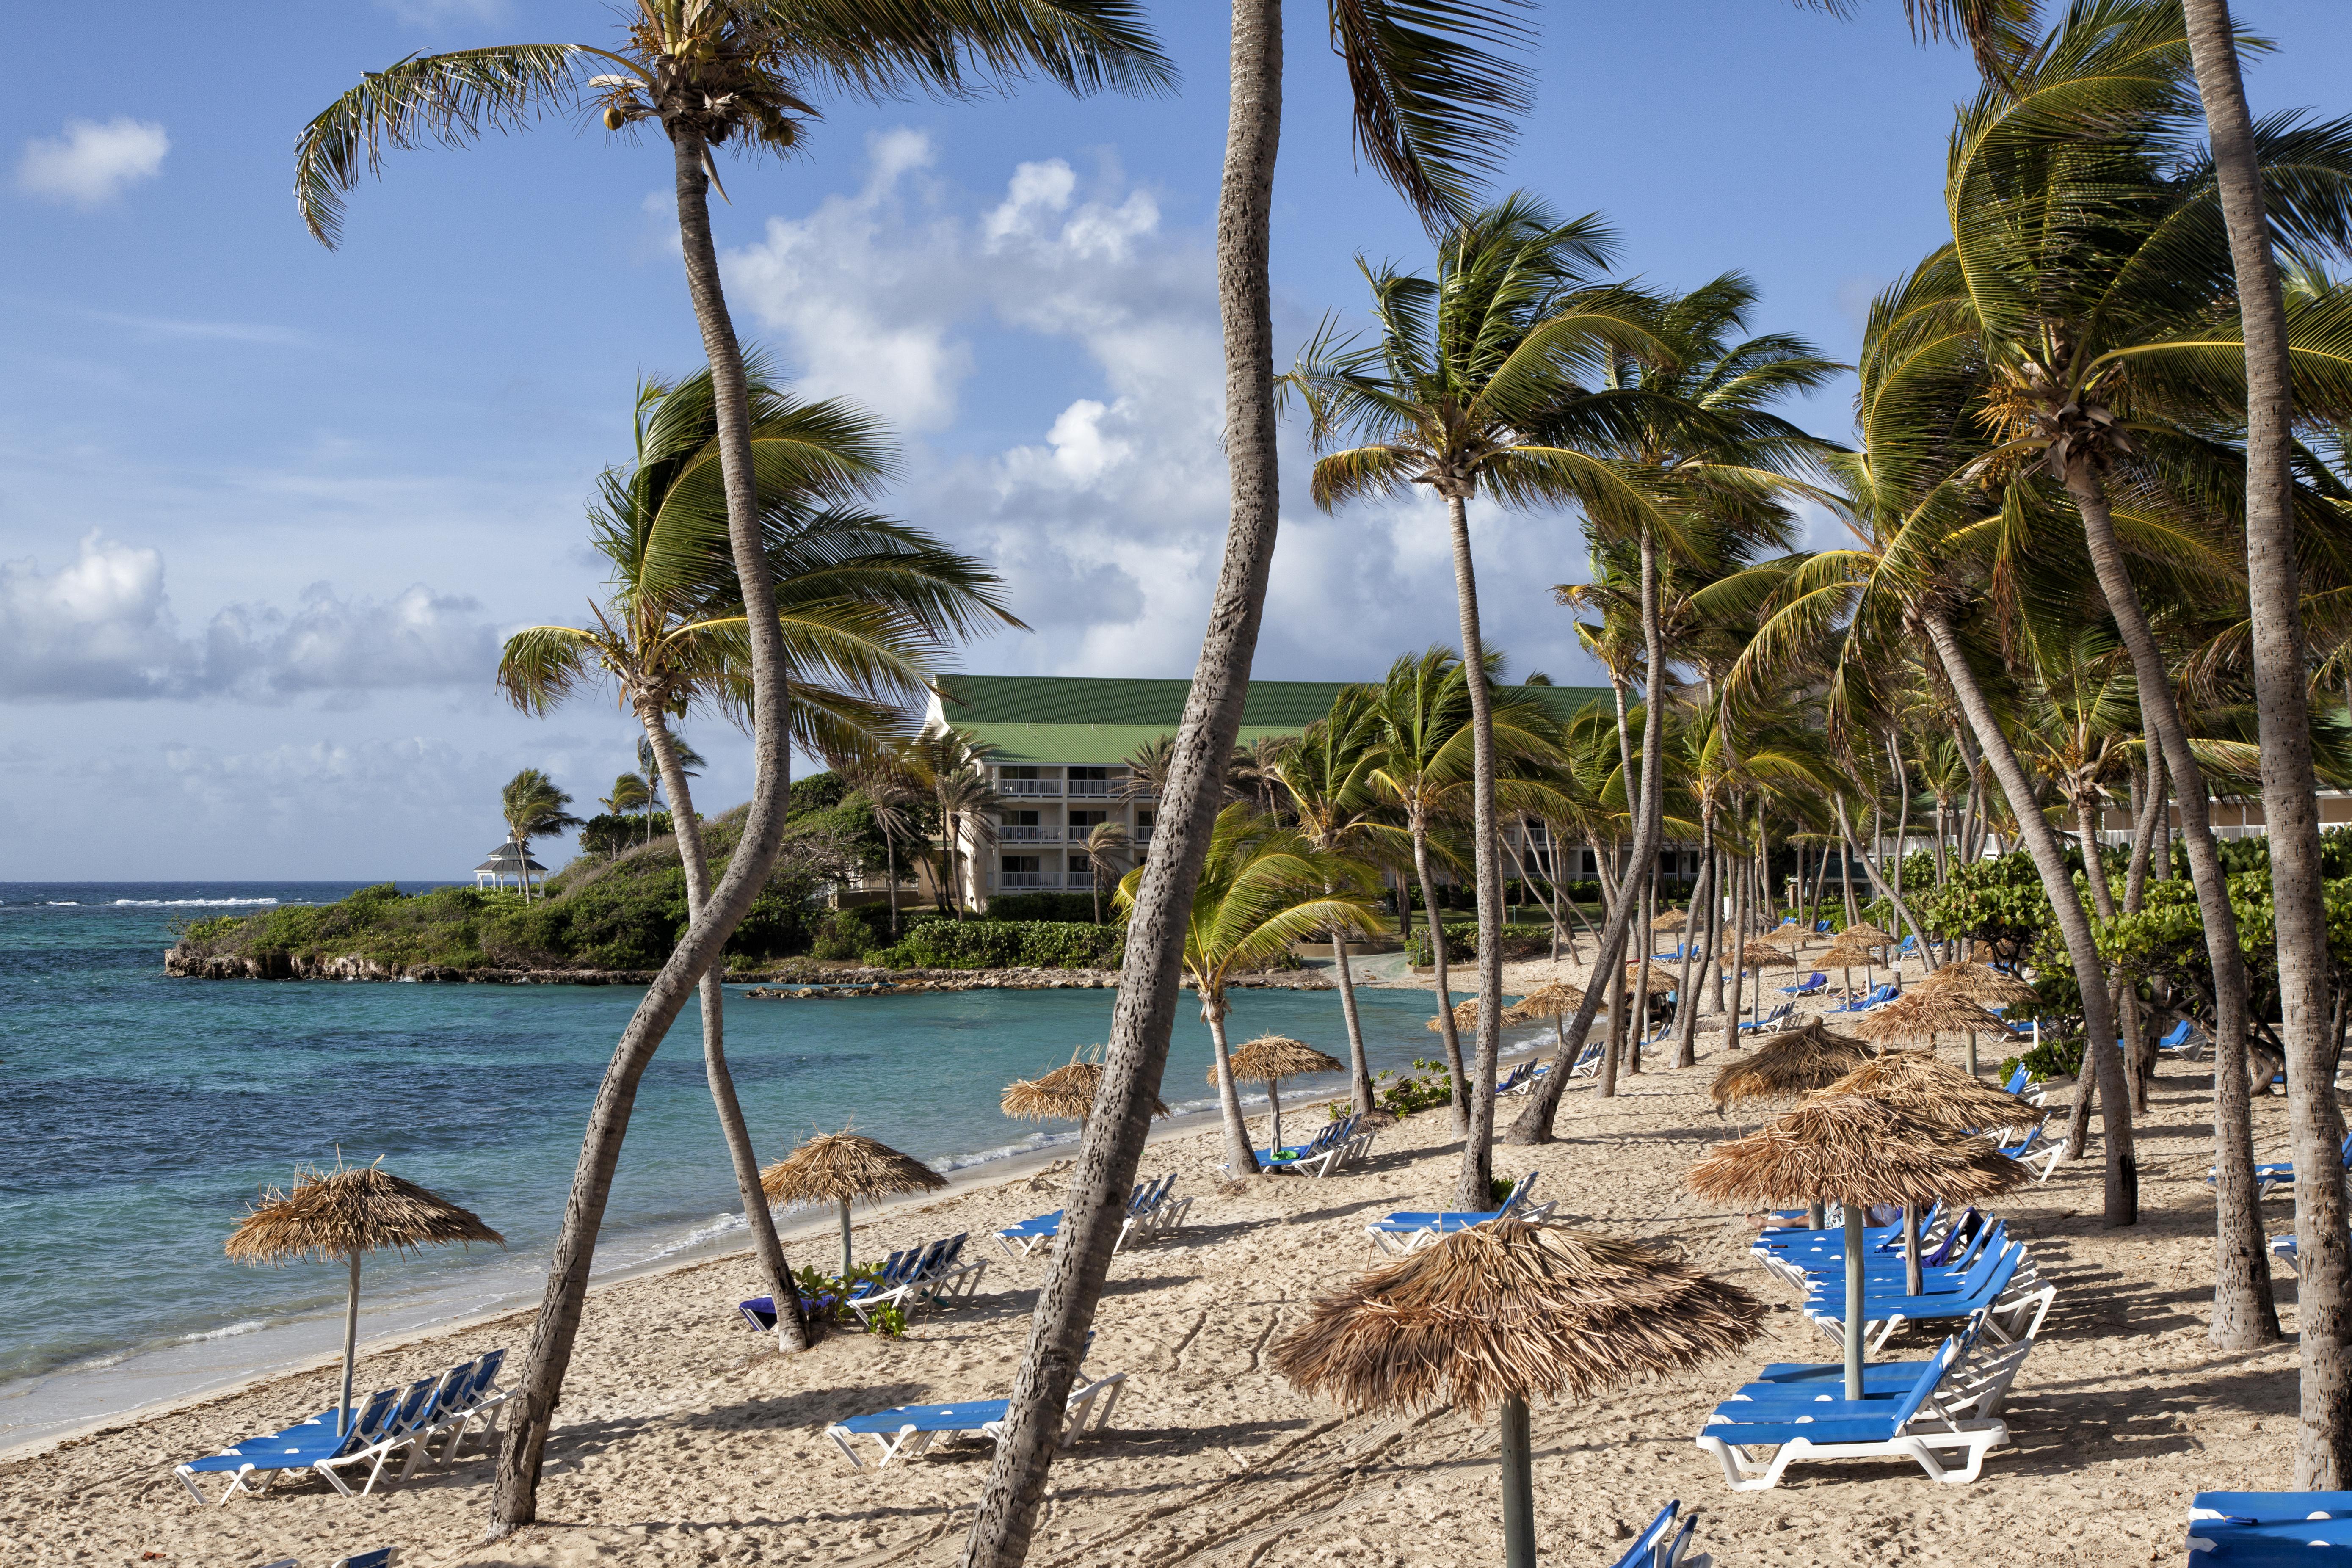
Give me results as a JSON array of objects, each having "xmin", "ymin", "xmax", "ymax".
[{"xmin": 475, "ymin": 846, "xmax": 546, "ymax": 873}]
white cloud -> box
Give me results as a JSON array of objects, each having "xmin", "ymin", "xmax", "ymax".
[
  {"xmin": 0, "ymin": 533, "xmax": 502, "ymax": 702},
  {"xmin": 723, "ymin": 130, "xmax": 1609, "ymax": 690},
  {"xmin": 17, "ymin": 118, "xmax": 169, "ymax": 207}
]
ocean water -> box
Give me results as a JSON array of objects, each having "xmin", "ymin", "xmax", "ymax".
[{"xmin": 0, "ymin": 882, "xmax": 1513, "ymax": 1449}]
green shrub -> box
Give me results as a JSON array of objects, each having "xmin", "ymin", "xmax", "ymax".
[
  {"xmin": 986, "ymin": 890, "xmax": 1114, "ymax": 923},
  {"xmin": 1404, "ymin": 922, "xmax": 1557, "ymax": 967},
  {"xmin": 2000, "ymin": 1035, "xmax": 2084, "ymax": 1082},
  {"xmin": 1373, "ymin": 1059, "xmax": 1455, "ymax": 1115},
  {"xmin": 578, "ymin": 812, "xmax": 672, "ymax": 854},
  {"xmin": 875, "ymin": 919, "xmax": 1126, "ymax": 970}
]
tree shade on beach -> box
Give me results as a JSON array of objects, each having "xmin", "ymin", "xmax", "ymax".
[{"xmin": 225, "ymin": 1162, "xmax": 503, "ymax": 1438}]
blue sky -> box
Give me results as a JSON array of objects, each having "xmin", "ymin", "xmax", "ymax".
[{"xmin": 6, "ymin": 1, "xmax": 2351, "ymax": 879}]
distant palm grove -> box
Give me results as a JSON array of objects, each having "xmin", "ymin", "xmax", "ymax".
[{"xmin": 259, "ymin": 0, "xmax": 2352, "ymax": 1544}]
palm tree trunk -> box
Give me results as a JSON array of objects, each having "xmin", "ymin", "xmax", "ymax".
[
  {"xmin": 1674, "ymin": 812, "xmax": 1715, "ymax": 1069},
  {"xmin": 886, "ymin": 830, "xmax": 901, "ymax": 938},
  {"xmin": 491, "ymin": 125, "xmax": 800, "ymax": 1535},
  {"xmin": 1444, "ymin": 495, "xmax": 1507, "ymax": 1211},
  {"xmin": 2124, "ymin": 754, "xmax": 2166, "ymax": 1109},
  {"xmin": 1412, "ymin": 827, "xmax": 1471, "ymax": 1134},
  {"xmin": 1920, "ymin": 610, "xmax": 2136, "ymax": 1227},
  {"xmin": 1720, "ymin": 836, "xmax": 1746, "ymax": 1055},
  {"xmin": 1508, "ymin": 529, "xmax": 1666, "ymax": 1142},
  {"xmin": 640, "ymin": 712, "xmax": 808, "ymax": 1354},
  {"xmin": 1330, "ymin": 915, "xmax": 1374, "ymax": 1115},
  {"xmin": 2059, "ymin": 455, "xmax": 2278, "ymax": 1335},
  {"xmin": 1205, "ymin": 1001, "xmax": 1258, "ymax": 1175},
  {"xmin": 960, "ymin": 7, "xmax": 1284, "ymax": 1557},
  {"xmin": 2180, "ymin": 0, "xmax": 2322, "ymax": 1389}
]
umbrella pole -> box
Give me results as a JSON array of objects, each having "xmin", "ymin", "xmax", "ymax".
[
  {"xmin": 839, "ymin": 1198, "xmax": 854, "ymax": 1280},
  {"xmin": 1267, "ymin": 1079, "xmax": 1284, "ymax": 1156},
  {"xmin": 339, "ymin": 1251, "xmax": 361, "ymax": 1437},
  {"xmin": 1843, "ymin": 1202, "xmax": 1866, "ymax": 1402},
  {"xmin": 1499, "ymin": 1392, "xmax": 1536, "ymax": 1568},
  {"xmin": 1903, "ymin": 1201, "xmax": 1923, "ymax": 1296},
  {"xmin": 1807, "ymin": 1199, "xmax": 1825, "ymax": 1229},
  {"xmin": 1968, "ymin": 1030, "xmax": 1979, "ymax": 1077}
]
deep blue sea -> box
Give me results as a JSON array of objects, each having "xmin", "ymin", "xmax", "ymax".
[{"xmin": 0, "ymin": 882, "xmax": 1496, "ymax": 1447}]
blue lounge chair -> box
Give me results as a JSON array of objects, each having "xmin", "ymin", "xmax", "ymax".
[
  {"xmin": 1694, "ymin": 1334, "xmax": 2009, "ymax": 1490},
  {"xmin": 1609, "ymin": 1500, "xmax": 1704, "ymax": 1568},
  {"xmin": 177, "ymin": 1383, "xmax": 414, "ymax": 1505},
  {"xmin": 1255, "ymin": 1115, "xmax": 1375, "ymax": 1178},
  {"xmin": 2213, "ymin": 1132, "xmax": 2352, "ymax": 1201},
  {"xmin": 1739, "ymin": 1001, "xmax": 1796, "ymax": 1035},
  {"xmin": 1365, "ymin": 1171, "xmax": 1552, "ymax": 1255},
  {"xmin": 1815, "ymin": 919, "xmax": 1834, "ymax": 934},
  {"xmin": 1808, "ymin": 1241, "xmax": 2053, "ymax": 1353},
  {"xmin": 1824, "ymin": 983, "xmax": 1899, "ymax": 1015},
  {"xmin": 995, "ymin": 1175, "xmax": 1188, "ymax": 1260},
  {"xmin": 826, "ymin": 1369, "xmax": 1128, "ymax": 1469},
  {"xmin": 2189, "ymin": 1492, "xmax": 2352, "ymax": 1563},
  {"xmin": 257, "ymin": 1553, "xmax": 400, "ymax": 1568},
  {"xmin": 1780, "ymin": 972, "xmax": 1827, "ymax": 996}
]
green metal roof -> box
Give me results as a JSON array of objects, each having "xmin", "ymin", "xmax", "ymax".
[{"xmin": 935, "ymin": 674, "xmax": 1609, "ymax": 766}]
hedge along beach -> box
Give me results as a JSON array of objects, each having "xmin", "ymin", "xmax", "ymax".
[{"xmin": 0, "ymin": 885, "xmax": 1512, "ymax": 1455}]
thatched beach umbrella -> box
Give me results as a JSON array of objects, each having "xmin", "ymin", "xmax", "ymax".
[
  {"xmin": 1709, "ymin": 1022, "xmax": 1877, "ymax": 1228},
  {"xmin": 1273, "ymin": 1220, "xmax": 1764, "ymax": 1568},
  {"xmin": 1001, "ymin": 1055, "xmax": 1173, "ymax": 1127},
  {"xmin": 1838, "ymin": 922, "xmax": 1896, "ymax": 949},
  {"xmin": 761, "ymin": 1129, "xmax": 947, "ymax": 1278},
  {"xmin": 1426, "ymin": 997, "xmax": 1481, "ymax": 1033},
  {"xmin": 226, "ymin": 1162, "xmax": 504, "ymax": 1436},
  {"xmin": 1505, "ymin": 980, "xmax": 1580, "ymax": 1053},
  {"xmin": 1917, "ymin": 962, "xmax": 2038, "ymax": 1075},
  {"xmin": 1211, "ymin": 1034, "xmax": 1343, "ymax": 1154},
  {"xmin": 1652, "ymin": 906, "xmax": 1692, "ymax": 932},
  {"xmin": 1687, "ymin": 1096, "xmax": 2025, "ymax": 1399},
  {"xmin": 1848, "ymin": 988, "xmax": 2010, "ymax": 1055},
  {"xmin": 1762, "ymin": 921, "xmax": 1809, "ymax": 947},
  {"xmin": 1815, "ymin": 1051, "xmax": 2039, "ymax": 1292},
  {"xmin": 1818, "ymin": 933, "xmax": 1882, "ymax": 997}
]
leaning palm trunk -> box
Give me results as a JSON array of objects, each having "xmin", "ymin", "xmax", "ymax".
[
  {"xmin": 959, "ymin": 8, "xmax": 1286, "ymax": 1560},
  {"xmin": 2060, "ymin": 459, "xmax": 2278, "ymax": 1338},
  {"xmin": 493, "ymin": 126, "xmax": 800, "ymax": 1534},
  {"xmin": 1412, "ymin": 827, "xmax": 1471, "ymax": 1132},
  {"xmin": 640, "ymin": 714, "xmax": 808, "ymax": 1354},
  {"xmin": 1508, "ymin": 531, "xmax": 1667, "ymax": 1141},
  {"xmin": 2181, "ymin": 0, "xmax": 2335, "ymax": 1437},
  {"xmin": 1920, "ymin": 610, "xmax": 2136, "ymax": 1227},
  {"xmin": 1674, "ymin": 816, "xmax": 1714, "ymax": 1069},
  {"xmin": 1445, "ymin": 494, "xmax": 1508, "ymax": 1209},
  {"xmin": 1204, "ymin": 1002, "xmax": 1258, "ymax": 1175},
  {"xmin": 1330, "ymin": 914, "xmax": 1375, "ymax": 1115}
]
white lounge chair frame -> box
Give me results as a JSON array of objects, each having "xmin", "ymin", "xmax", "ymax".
[{"xmin": 1695, "ymin": 1415, "xmax": 2009, "ymax": 1491}]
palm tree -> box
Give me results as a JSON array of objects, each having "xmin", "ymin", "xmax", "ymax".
[
  {"xmin": 602, "ymin": 772, "xmax": 652, "ymax": 826},
  {"xmin": 296, "ymin": 5, "xmax": 1170, "ymax": 1533},
  {"xmin": 906, "ymin": 729, "xmax": 999, "ymax": 917},
  {"xmin": 1811, "ymin": 0, "xmax": 2351, "ymax": 1463},
  {"xmin": 498, "ymin": 363, "xmax": 1015, "ymax": 1363},
  {"xmin": 1293, "ymin": 200, "xmax": 1676, "ymax": 1205},
  {"xmin": 965, "ymin": 6, "xmax": 1541, "ymax": 1554},
  {"xmin": 1083, "ymin": 820, "xmax": 1130, "ymax": 924},
  {"xmin": 836, "ymin": 746, "xmax": 925, "ymax": 939},
  {"xmin": 1274, "ymin": 685, "xmax": 1399, "ymax": 1115},
  {"xmin": 1228, "ymin": 734, "xmax": 1296, "ymax": 815},
  {"xmin": 498, "ymin": 770, "xmax": 582, "ymax": 900},
  {"xmin": 1113, "ymin": 805, "xmax": 1380, "ymax": 1176}
]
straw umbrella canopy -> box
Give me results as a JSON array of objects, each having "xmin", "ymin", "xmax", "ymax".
[
  {"xmin": 1651, "ymin": 906, "xmax": 1691, "ymax": 932},
  {"xmin": 1709, "ymin": 1024, "xmax": 1874, "ymax": 1113},
  {"xmin": 1687, "ymin": 1096, "xmax": 2025, "ymax": 1399},
  {"xmin": 1762, "ymin": 921, "xmax": 1809, "ymax": 947},
  {"xmin": 1425, "ymin": 997, "xmax": 1481, "ymax": 1033},
  {"xmin": 1210, "ymin": 1034, "xmax": 1344, "ymax": 1154},
  {"xmin": 1916, "ymin": 962, "xmax": 2038, "ymax": 1074},
  {"xmin": 1817, "ymin": 934, "xmax": 1883, "ymax": 997},
  {"xmin": 1001, "ymin": 1056, "xmax": 1173, "ymax": 1126},
  {"xmin": 761, "ymin": 1129, "xmax": 947, "ymax": 1278},
  {"xmin": 1847, "ymin": 989, "xmax": 2010, "ymax": 1053},
  {"xmin": 1273, "ymin": 1220, "xmax": 1765, "ymax": 1568},
  {"xmin": 1838, "ymin": 922, "xmax": 1895, "ymax": 948},
  {"xmin": 1505, "ymin": 980, "xmax": 1580, "ymax": 1052},
  {"xmin": 226, "ymin": 1162, "xmax": 504, "ymax": 1437}
]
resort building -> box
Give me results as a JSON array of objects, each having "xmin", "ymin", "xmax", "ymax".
[{"xmin": 917, "ymin": 673, "xmax": 1681, "ymax": 910}]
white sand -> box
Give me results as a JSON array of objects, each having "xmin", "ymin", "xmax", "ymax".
[{"xmin": 4, "ymin": 947, "xmax": 2310, "ymax": 1567}]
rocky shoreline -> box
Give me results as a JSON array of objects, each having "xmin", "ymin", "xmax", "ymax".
[{"xmin": 160, "ymin": 946, "xmax": 1334, "ymax": 993}]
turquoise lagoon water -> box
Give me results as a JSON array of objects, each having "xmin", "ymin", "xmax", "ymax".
[{"xmin": 0, "ymin": 883, "xmax": 1520, "ymax": 1448}]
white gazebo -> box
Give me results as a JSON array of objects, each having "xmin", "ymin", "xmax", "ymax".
[{"xmin": 473, "ymin": 844, "xmax": 545, "ymax": 891}]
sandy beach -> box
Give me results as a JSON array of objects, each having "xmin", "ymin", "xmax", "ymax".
[{"xmin": 5, "ymin": 949, "xmax": 2305, "ymax": 1568}]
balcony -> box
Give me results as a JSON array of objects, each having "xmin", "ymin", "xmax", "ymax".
[
  {"xmin": 999, "ymin": 779, "xmax": 1061, "ymax": 798},
  {"xmin": 999, "ymin": 871, "xmax": 1049, "ymax": 888},
  {"xmin": 1065, "ymin": 779, "xmax": 1113, "ymax": 798},
  {"xmin": 999, "ymin": 824, "xmax": 1063, "ymax": 843}
]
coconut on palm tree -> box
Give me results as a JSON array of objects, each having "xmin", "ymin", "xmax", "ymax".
[{"xmin": 1114, "ymin": 805, "xmax": 1381, "ymax": 1178}]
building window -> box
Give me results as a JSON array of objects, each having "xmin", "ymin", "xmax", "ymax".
[
  {"xmin": 1069, "ymin": 809, "xmax": 1107, "ymax": 829},
  {"xmin": 1002, "ymin": 809, "xmax": 1042, "ymax": 842},
  {"xmin": 1001, "ymin": 854, "xmax": 1043, "ymax": 888},
  {"xmin": 1067, "ymin": 764, "xmax": 1110, "ymax": 798},
  {"xmin": 1068, "ymin": 855, "xmax": 1091, "ymax": 881}
]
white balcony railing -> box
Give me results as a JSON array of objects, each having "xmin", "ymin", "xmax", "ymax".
[
  {"xmin": 999, "ymin": 871, "xmax": 1048, "ymax": 887},
  {"xmin": 999, "ymin": 780, "xmax": 1060, "ymax": 798},
  {"xmin": 999, "ymin": 825, "xmax": 1061, "ymax": 843},
  {"xmin": 1065, "ymin": 779, "xmax": 1113, "ymax": 798}
]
